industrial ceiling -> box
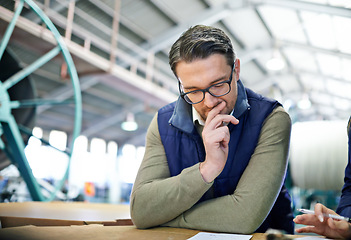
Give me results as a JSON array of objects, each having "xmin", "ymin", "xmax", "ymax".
[{"xmin": 1, "ymin": 0, "xmax": 350, "ymax": 153}]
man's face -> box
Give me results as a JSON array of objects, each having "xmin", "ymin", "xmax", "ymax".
[{"xmin": 176, "ymin": 54, "xmax": 240, "ymax": 121}]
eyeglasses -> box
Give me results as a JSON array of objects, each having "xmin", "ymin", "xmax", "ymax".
[{"xmin": 178, "ymin": 67, "xmax": 234, "ymax": 105}]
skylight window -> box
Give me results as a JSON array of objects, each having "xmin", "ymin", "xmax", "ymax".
[
  {"xmin": 301, "ymin": 12, "xmax": 336, "ymax": 50},
  {"xmin": 298, "ymin": 0, "xmax": 351, "ymax": 8},
  {"xmin": 316, "ymin": 53, "xmax": 341, "ymax": 78},
  {"xmin": 333, "ymin": 16, "xmax": 351, "ymax": 54},
  {"xmin": 258, "ymin": 5, "xmax": 307, "ymax": 43}
]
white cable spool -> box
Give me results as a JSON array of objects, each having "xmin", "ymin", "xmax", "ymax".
[{"xmin": 289, "ymin": 120, "xmax": 349, "ymax": 191}]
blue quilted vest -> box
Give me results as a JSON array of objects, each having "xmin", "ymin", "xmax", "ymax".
[{"xmin": 157, "ymin": 80, "xmax": 294, "ymax": 233}]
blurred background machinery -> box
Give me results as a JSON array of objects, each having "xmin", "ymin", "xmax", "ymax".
[{"xmin": 0, "ymin": 0, "xmax": 81, "ymax": 201}]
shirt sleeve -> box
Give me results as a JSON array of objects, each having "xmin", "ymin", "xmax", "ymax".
[
  {"xmin": 130, "ymin": 113, "xmax": 213, "ymax": 229},
  {"xmin": 130, "ymin": 106, "xmax": 291, "ymax": 234}
]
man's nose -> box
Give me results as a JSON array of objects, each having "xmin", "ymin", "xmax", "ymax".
[{"xmin": 203, "ymin": 91, "xmax": 218, "ymax": 108}]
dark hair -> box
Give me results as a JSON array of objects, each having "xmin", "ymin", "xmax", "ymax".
[{"xmin": 169, "ymin": 25, "xmax": 235, "ymax": 77}]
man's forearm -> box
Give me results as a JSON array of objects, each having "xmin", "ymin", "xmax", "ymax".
[
  {"xmin": 162, "ymin": 192, "xmax": 270, "ymax": 233},
  {"xmin": 131, "ymin": 163, "xmax": 212, "ymax": 228}
]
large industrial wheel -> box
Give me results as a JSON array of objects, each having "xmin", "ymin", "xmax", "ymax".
[{"xmin": 0, "ymin": 0, "xmax": 82, "ymax": 201}]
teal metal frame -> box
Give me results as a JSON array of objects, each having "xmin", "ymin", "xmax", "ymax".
[{"xmin": 0, "ymin": 0, "xmax": 82, "ymax": 201}]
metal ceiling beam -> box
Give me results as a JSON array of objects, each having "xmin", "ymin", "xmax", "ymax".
[
  {"xmin": 84, "ymin": 88, "xmax": 130, "ymax": 106},
  {"xmin": 299, "ymin": 70, "xmax": 351, "ymax": 85},
  {"xmin": 96, "ymin": 73, "xmax": 176, "ymax": 108},
  {"xmin": 37, "ymin": 75, "xmax": 99, "ymax": 114},
  {"xmin": 150, "ymin": 0, "xmax": 183, "ymax": 24},
  {"xmin": 36, "ymin": 110, "xmax": 75, "ymax": 128},
  {"xmin": 239, "ymin": 35, "xmax": 351, "ymax": 64},
  {"xmin": 88, "ymin": 0, "xmax": 152, "ymax": 40},
  {"xmin": 310, "ymin": 90, "xmax": 351, "ymax": 102},
  {"xmin": 251, "ymin": 0, "xmax": 351, "ymax": 18},
  {"xmin": 80, "ymin": 103, "xmax": 145, "ymax": 138},
  {"xmin": 141, "ymin": 2, "xmax": 242, "ymax": 53},
  {"xmin": 23, "ymin": 0, "xmax": 68, "ymax": 23},
  {"xmin": 278, "ymin": 39, "xmax": 351, "ymax": 60},
  {"xmin": 123, "ymin": 131, "xmax": 147, "ymax": 147}
]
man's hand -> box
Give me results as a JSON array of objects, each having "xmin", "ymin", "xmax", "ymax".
[
  {"xmin": 199, "ymin": 101, "xmax": 239, "ymax": 183},
  {"xmin": 294, "ymin": 203, "xmax": 351, "ymax": 239}
]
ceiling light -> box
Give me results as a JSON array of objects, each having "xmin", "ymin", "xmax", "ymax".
[
  {"xmin": 266, "ymin": 49, "xmax": 285, "ymax": 71},
  {"xmin": 266, "ymin": 57, "xmax": 285, "ymax": 71},
  {"xmin": 121, "ymin": 112, "xmax": 138, "ymax": 131},
  {"xmin": 297, "ymin": 94, "xmax": 312, "ymax": 110}
]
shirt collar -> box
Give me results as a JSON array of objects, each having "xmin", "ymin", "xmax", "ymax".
[
  {"xmin": 192, "ymin": 107, "xmax": 205, "ymax": 126},
  {"xmin": 192, "ymin": 107, "xmax": 234, "ymax": 126}
]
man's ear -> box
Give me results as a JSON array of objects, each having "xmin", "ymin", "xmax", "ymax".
[{"xmin": 235, "ymin": 58, "xmax": 240, "ymax": 80}]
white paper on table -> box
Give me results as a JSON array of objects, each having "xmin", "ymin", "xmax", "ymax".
[
  {"xmin": 187, "ymin": 232, "xmax": 253, "ymax": 240},
  {"xmin": 295, "ymin": 237, "xmax": 332, "ymax": 240}
]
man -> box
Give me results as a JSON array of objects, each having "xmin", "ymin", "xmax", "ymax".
[
  {"xmin": 130, "ymin": 25, "xmax": 294, "ymax": 234},
  {"xmin": 294, "ymin": 117, "xmax": 351, "ymax": 238}
]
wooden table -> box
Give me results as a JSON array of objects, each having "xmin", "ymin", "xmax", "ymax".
[
  {"xmin": 0, "ymin": 225, "xmax": 297, "ymax": 240},
  {"xmin": 0, "ymin": 201, "xmax": 131, "ymax": 227},
  {"xmin": 0, "ymin": 201, "xmax": 130, "ymax": 220},
  {"xmin": 0, "ymin": 202, "xmax": 315, "ymax": 240}
]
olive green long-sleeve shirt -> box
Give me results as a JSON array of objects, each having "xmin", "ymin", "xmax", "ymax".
[{"xmin": 130, "ymin": 106, "xmax": 291, "ymax": 234}]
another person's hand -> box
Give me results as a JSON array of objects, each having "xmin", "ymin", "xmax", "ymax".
[
  {"xmin": 200, "ymin": 101, "xmax": 239, "ymax": 183},
  {"xmin": 294, "ymin": 203, "xmax": 351, "ymax": 239}
]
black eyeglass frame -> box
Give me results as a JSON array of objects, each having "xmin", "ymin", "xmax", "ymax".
[{"xmin": 178, "ymin": 66, "xmax": 235, "ymax": 105}]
